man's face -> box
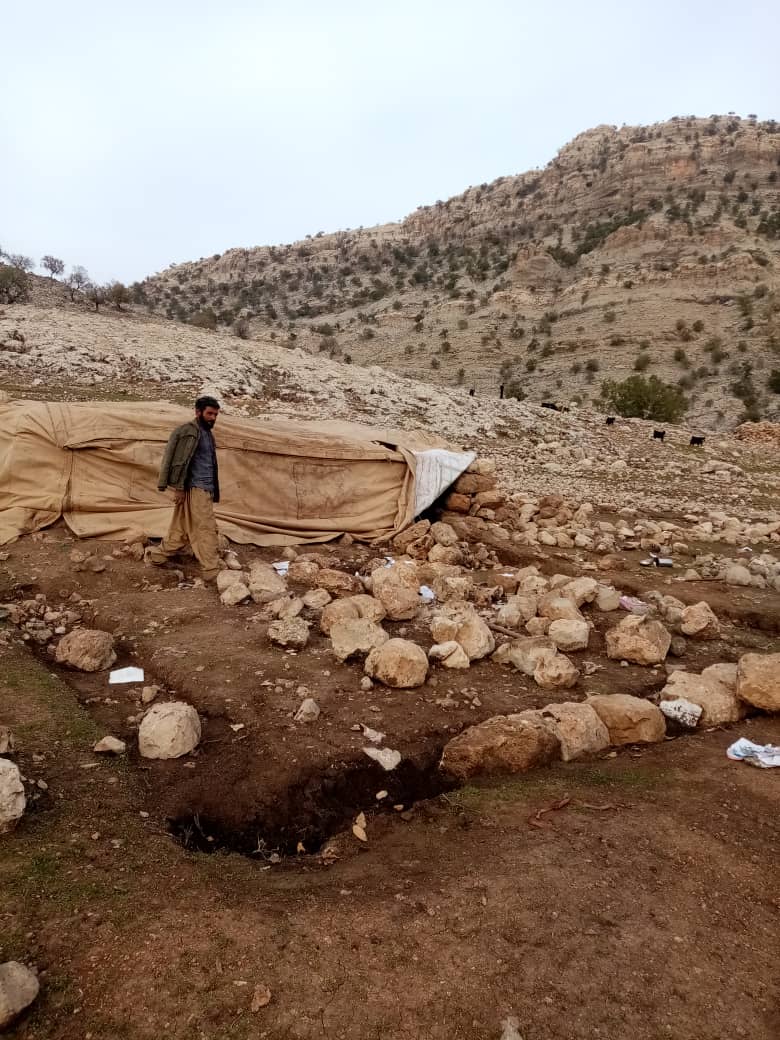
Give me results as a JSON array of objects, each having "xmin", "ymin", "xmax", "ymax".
[{"xmin": 197, "ymin": 406, "xmax": 219, "ymax": 429}]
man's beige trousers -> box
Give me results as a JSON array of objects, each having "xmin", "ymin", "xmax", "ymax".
[{"xmin": 149, "ymin": 488, "xmax": 220, "ymax": 580}]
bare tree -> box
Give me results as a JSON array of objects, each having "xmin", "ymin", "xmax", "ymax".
[
  {"xmin": 7, "ymin": 254, "xmax": 35, "ymax": 273},
  {"xmin": 66, "ymin": 265, "xmax": 90, "ymax": 301},
  {"xmin": 41, "ymin": 255, "xmax": 65, "ymax": 280}
]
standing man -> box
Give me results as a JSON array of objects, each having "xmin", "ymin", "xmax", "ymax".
[{"xmin": 149, "ymin": 396, "xmax": 222, "ymax": 582}]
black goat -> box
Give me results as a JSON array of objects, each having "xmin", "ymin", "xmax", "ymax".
[
  {"xmin": 690, "ymin": 435, "xmax": 705, "ymax": 447},
  {"xmin": 605, "ymin": 416, "xmax": 616, "ymax": 426},
  {"xmin": 653, "ymin": 430, "xmax": 666, "ymax": 441}
]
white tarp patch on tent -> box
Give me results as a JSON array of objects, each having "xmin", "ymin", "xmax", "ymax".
[{"xmin": 412, "ymin": 449, "xmax": 476, "ymax": 516}]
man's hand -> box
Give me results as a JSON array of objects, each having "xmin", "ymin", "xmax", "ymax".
[{"xmin": 172, "ymin": 489, "xmax": 185, "ymax": 505}]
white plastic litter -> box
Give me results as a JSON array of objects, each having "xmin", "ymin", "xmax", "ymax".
[
  {"xmin": 726, "ymin": 737, "xmax": 780, "ymax": 768},
  {"xmin": 419, "ymin": 585, "xmax": 435, "ymax": 603},
  {"xmin": 619, "ymin": 595, "xmax": 649, "ymax": 615},
  {"xmin": 659, "ymin": 698, "xmax": 702, "ymax": 728},
  {"xmin": 108, "ymin": 667, "xmax": 144, "ymax": 685},
  {"xmin": 271, "ymin": 561, "xmax": 290, "ymax": 575},
  {"xmin": 363, "ymin": 747, "xmax": 401, "ymax": 771}
]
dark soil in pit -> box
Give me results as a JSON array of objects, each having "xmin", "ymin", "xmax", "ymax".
[{"xmin": 3, "ymin": 523, "xmax": 780, "ymax": 866}]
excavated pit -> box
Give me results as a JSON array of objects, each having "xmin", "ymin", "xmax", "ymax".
[{"xmin": 167, "ymin": 748, "xmax": 458, "ymax": 857}]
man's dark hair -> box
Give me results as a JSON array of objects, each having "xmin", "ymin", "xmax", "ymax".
[{"xmin": 195, "ymin": 395, "xmax": 221, "ymax": 412}]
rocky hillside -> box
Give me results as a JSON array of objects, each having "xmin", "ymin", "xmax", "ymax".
[{"xmin": 137, "ymin": 115, "xmax": 780, "ymax": 429}]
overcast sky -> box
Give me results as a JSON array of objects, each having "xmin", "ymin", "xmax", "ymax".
[{"xmin": 2, "ymin": 0, "xmax": 778, "ymax": 284}]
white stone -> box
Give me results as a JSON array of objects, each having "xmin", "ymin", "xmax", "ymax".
[
  {"xmin": 0, "ymin": 962, "xmax": 40, "ymax": 1030},
  {"xmin": 138, "ymin": 702, "xmax": 201, "ymax": 759},
  {"xmin": 0, "ymin": 759, "xmax": 26, "ymax": 835},
  {"xmin": 548, "ymin": 618, "xmax": 590, "ymax": 652},
  {"xmin": 294, "ymin": 698, "xmax": 320, "ymax": 723},
  {"xmin": 93, "ymin": 735, "xmax": 126, "ymax": 754}
]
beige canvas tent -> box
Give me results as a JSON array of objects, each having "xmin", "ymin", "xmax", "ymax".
[{"xmin": 0, "ymin": 400, "xmax": 474, "ymax": 547}]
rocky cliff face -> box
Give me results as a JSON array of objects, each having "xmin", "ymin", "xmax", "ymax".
[{"xmin": 137, "ymin": 115, "xmax": 780, "ymax": 428}]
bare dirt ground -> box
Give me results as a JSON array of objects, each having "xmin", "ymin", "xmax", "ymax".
[
  {"xmin": 2, "ymin": 517, "xmax": 780, "ymax": 1039},
  {"xmin": 1, "ymin": 640, "xmax": 779, "ymax": 1040}
]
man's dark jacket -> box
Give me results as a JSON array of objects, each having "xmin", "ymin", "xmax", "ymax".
[{"xmin": 157, "ymin": 421, "xmax": 220, "ymax": 503}]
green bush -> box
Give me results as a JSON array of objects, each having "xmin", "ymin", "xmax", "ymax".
[
  {"xmin": 0, "ymin": 265, "xmax": 29, "ymax": 303},
  {"xmin": 600, "ymin": 374, "xmax": 688, "ymax": 422}
]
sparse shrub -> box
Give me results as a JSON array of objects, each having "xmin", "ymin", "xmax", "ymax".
[
  {"xmin": 0, "ymin": 265, "xmax": 29, "ymax": 303},
  {"xmin": 768, "ymin": 369, "xmax": 780, "ymax": 393},
  {"xmin": 233, "ymin": 318, "xmax": 250, "ymax": 339},
  {"xmin": 600, "ymin": 374, "xmax": 688, "ymax": 422},
  {"xmin": 360, "ymin": 328, "xmax": 375, "ymax": 341},
  {"xmin": 505, "ymin": 380, "xmax": 526, "ymax": 400},
  {"xmin": 603, "ymin": 310, "xmax": 616, "ymax": 323},
  {"xmin": 673, "ymin": 347, "xmax": 689, "ymax": 367},
  {"xmin": 457, "ymin": 318, "xmax": 468, "ymax": 330},
  {"xmin": 634, "ymin": 352, "xmax": 651, "ymax": 372},
  {"xmin": 431, "ymin": 357, "xmax": 440, "ymax": 370},
  {"xmin": 190, "ymin": 308, "xmax": 217, "ymax": 331},
  {"xmin": 457, "ymin": 367, "xmax": 465, "ymax": 384},
  {"xmin": 585, "ymin": 358, "xmax": 600, "ymax": 373},
  {"xmin": 692, "ymin": 319, "xmax": 704, "ymax": 332},
  {"xmin": 107, "ymin": 281, "xmax": 131, "ymax": 310}
]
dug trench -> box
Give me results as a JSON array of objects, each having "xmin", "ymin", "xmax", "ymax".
[{"xmin": 4, "ymin": 525, "xmax": 780, "ymax": 867}]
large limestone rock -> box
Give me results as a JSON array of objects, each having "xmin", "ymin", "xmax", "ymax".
[
  {"xmin": 320, "ymin": 598, "xmax": 359, "ymax": 635},
  {"xmin": 428, "ymin": 641, "xmax": 470, "ymax": 669},
  {"xmin": 605, "ymin": 615, "xmax": 671, "ymax": 665},
  {"xmin": 314, "ymin": 568, "xmax": 362, "ymax": 597},
  {"xmin": 248, "ymin": 562, "xmax": 288, "ymax": 604},
  {"xmin": 736, "ymin": 653, "xmax": 780, "ymax": 711},
  {"xmin": 392, "ymin": 519, "xmax": 431, "ymax": 554},
  {"xmin": 302, "ymin": 587, "xmax": 331, "ymax": 609},
  {"xmin": 0, "ymin": 961, "xmax": 40, "ymax": 1030},
  {"xmin": 372, "ymin": 562, "xmax": 421, "ymax": 620},
  {"xmin": 525, "ymin": 703, "xmax": 610, "ymax": 762},
  {"xmin": 365, "ymin": 638, "xmax": 428, "ymax": 689},
  {"xmin": 430, "ymin": 521, "xmax": 458, "ymax": 547},
  {"xmin": 267, "ymin": 617, "xmax": 310, "ymax": 650},
  {"xmin": 349, "ymin": 594, "xmax": 387, "ymax": 624},
  {"xmin": 533, "ymin": 652, "xmax": 580, "ymax": 690},
  {"xmin": 216, "ymin": 569, "xmax": 247, "ymax": 593},
  {"xmin": 559, "ymin": 577, "xmax": 599, "ymax": 607},
  {"xmin": 496, "ymin": 593, "xmax": 538, "ymax": 628},
  {"xmin": 54, "ymin": 629, "xmax": 116, "ymax": 672},
  {"xmin": 494, "ymin": 636, "xmax": 555, "ymax": 676},
  {"xmin": 548, "ymin": 618, "xmax": 590, "ymax": 652},
  {"xmin": 288, "ymin": 560, "xmax": 320, "ymax": 584},
  {"xmin": 538, "ymin": 593, "xmax": 584, "ymax": 623},
  {"xmin": 0, "ymin": 759, "xmax": 26, "ymax": 836},
  {"xmin": 439, "ymin": 714, "xmax": 560, "ymax": 780},
  {"xmin": 587, "ymin": 694, "xmax": 666, "ymax": 745},
  {"xmin": 680, "ymin": 601, "xmax": 720, "ymax": 639},
  {"xmin": 220, "ymin": 581, "xmax": 250, "ymax": 606},
  {"xmin": 330, "ymin": 618, "xmax": 389, "ymax": 662},
  {"xmin": 430, "ymin": 606, "xmax": 494, "ymax": 661},
  {"xmin": 660, "ymin": 664, "xmax": 744, "ymax": 725},
  {"xmin": 595, "ymin": 584, "xmax": 622, "ymax": 612},
  {"xmin": 724, "ymin": 564, "xmax": 752, "ymax": 587},
  {"xmin": 138, "ymin": 702, "xmax": 201, "ymax": 759}
]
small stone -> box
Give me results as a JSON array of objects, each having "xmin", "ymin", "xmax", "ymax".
[
  {"xmin": 428, "ymin": 641, "xmax": 470, "ymax": 669},
  {"xmin": 93, "ymin": 735, "xmax": 126, "ymax": 754},
  {"xmin": 605, "ymin": 615, "xmax": 671, "ymax": 665},
  {"xmin": 330, "ymin": 618, "xmax": 389, "ymax": 662},
  {"xmin": 294, "ymin": 698, "xmax": 320, "ymax": 723},
  {"xmin": 302, "ymin": 588, "xmax": 331, "ymax": 609},
  {"xmin": 0, "ymin": 760, "xmax": 26, "ymax": 835}
]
